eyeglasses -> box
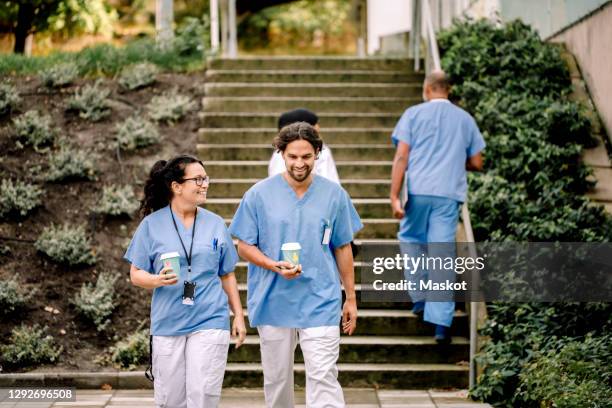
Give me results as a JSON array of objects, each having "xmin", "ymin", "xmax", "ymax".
[{"xmin": 182, "ymin": 176, "xmax": 210, "ymax": 186}]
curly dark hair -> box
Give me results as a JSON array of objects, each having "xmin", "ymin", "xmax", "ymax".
[
  {"xmin": 139, "ymin": 154, "xmax": 204, "ymax": 218},
  {"xmin": 272, "ymin": 121, "xmax": 323, "ymax": 154}
]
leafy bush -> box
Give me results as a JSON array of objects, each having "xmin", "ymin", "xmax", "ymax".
[
  {"xmin": 45, "ymin": 145, "xmax": 97, "ymax": 182},
  {"xmin": 94, "ymin": 185, "xmax": 139, "ymax": 216},
  {"xmin": 0, "ymin": 275, "xmax": 34, "ymax": 315},
  {"xmin": 73, "ymin": 272, "xmax": 119, "ymax": 331},
  {"xmin": 67, "ymin": 80, "xmax": 111, "ymax": 121},
  {"xmin": 0, "ymin": 17, "xmax": 211, "ymax": 77},
  {"xmin": 517, "ymin": 333, "xmax": 612, "ymax": 407},
  {"xmin": 40, "ymin": 62, "xmax": 79, "ymax": 87},
  {"xmin": 0, "ymin": 179, "xmax": 44, "ymax": 218},
  {"xmin": 0, "ymin": 324, "xmax": 62, "ymax": 368},
  {"xmin": 109, "ymin": 328, "xmax": 149, "ymax": 369},
  {"xmin": 147, "ymin": 88, "xmax": 195, "ymax": 123},
  {"xmin": 115, "ymin": 116, "xmax": 160, "ymax": 151},
  {"xmin": 35, "ymin": 224, "xmax": 97, "ymax": 266},
  {"xmin": 439, "ymin": 20, "xmax": 612, "ymax": 406},
  {"xmin": 13, "ymin": 110, "xmax": 56, "ymax": 150},
  {"xmin": 471, "ymin": 303, "xmax": 612, "ymax": 406},
  {"xmin": 118, "ymin": 62, "xmax": 159, "ymax": 90},
  {"xmin": 0, "ymin": 82, "xmax": 20, "ymax": 115}
]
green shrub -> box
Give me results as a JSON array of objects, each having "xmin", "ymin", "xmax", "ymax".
[
  {"xmin": 40, "ymin": 62, "xmax": 79, "ymax": 87},
  {"xmin": 0, "ymin": 275, "xmax": 34, "ymax": 315},
  {"xmin": 439, "ymin": 19, "xmax": 612, "ymax": 406},
  {"xmin": 45, "ymin": 145, "xmax": 97, "ymax": 182},
  {"xmin": 67, "ymin": 80, "xmax": 111, "ymax": 121},
  {"xmin": 0, "ymin": 82, "xmax": 20, "ymax": 115},
  {"xmin": 0, "ymin": 179, "xmax": 44, "ymax": 218},
  {"xmin": 73, "ymin": 272, "xmax": 119, "ymax": 331},
  {"xmin": 94, "ymin": 184, "xmax": 139, "ymax": 216},
  {"xmin": 35, "ymin": 224, "xmax": 97, "ymax": 266},
  {"xmin": 115, "ymin": 116, "xmax": 160, "ymax": 151},
  {"xmin": 118, "ymin": 62, "xmax": 159, "ymax": 90},
  {"xmin": 109, "ymin": 328, "xmax": 149, "ymax": 369},
  {"xmin": 0, "ymin": 324, "xmax": 62, "ymax": 368},
  {"xmin": 147, "ymin": 88, "xmax": 195, "ymax": 124},
  {"xmin": 517, "ymin": 333, "xmax": 612, "ymax": 407},
  {"xmin": 471, "ymin": 303, "xmax": 612, "ymax": 406},
  {"xmin": 12, "ymin": 110, "xmax": 56, "ymax": 150}
]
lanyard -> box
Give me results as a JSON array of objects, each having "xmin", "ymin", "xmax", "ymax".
[{"xmin": 169, "ymin": 207, "xmax": 197, "ymax": 274}]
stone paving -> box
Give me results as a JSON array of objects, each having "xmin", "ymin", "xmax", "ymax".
[{"xmin": 0, "ymin": 388, "xmax": 492, "ymax": 408}]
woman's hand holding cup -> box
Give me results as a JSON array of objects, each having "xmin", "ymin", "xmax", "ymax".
[{"xmin": 156, "ymin": 266, "xmax": 178, "ymax": 287}]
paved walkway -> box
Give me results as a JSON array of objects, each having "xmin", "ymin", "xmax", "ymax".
[{"xmin": 1, "ymin": 389, "xmax": 492, "ymax": 407}]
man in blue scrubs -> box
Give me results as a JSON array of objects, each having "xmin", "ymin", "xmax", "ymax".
[
  {"xmin": 229, "ymin": 122, "xmax": 363, "ymax": 407},
  {"xmin": 389, "ymin": 70, "xmax": 485, "ymax": 343}
]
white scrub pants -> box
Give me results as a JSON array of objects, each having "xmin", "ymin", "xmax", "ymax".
[
  {"xmin": 258, "ymin": 325, "xmax": 344, "ymax": 408},
  {"xmin": 152, "ymin": 329, "xmax": 230, "ymax": 408}
]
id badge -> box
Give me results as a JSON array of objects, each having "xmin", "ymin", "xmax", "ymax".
[
  {"xmin": 182, "ymin": 281, "xmax": 196, "ymax": 306},
  {"xmin": 321, "ymin": 219, "xmax": 331, "ymax": 245}
]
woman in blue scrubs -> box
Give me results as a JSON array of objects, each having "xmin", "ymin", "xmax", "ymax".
[{"xmin": 124, "ymin": 155, "xmax": 246, "ymax": 408}]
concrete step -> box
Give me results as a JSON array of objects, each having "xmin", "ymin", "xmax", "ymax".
[
  {"xmin": 209, "ymin": 178, "xmax": 390, "ymax": 198},
  {"xmin": 230, "ymin": 309, "xmax": 468, "ymax": 337},
  {"xmin": 227, "ymin": 335, "xmax": 469, "ymax": 364},
  {"xmin": 198, "ymin": 144, "xmax": 394, "ymax": 161},
  {"xmin": 198, "ymin": 128, "xmax": 393, "ymax": 145},
  {"xmin": 234, "ymin": 283, "xmax": 409, "ymax": 309},
  {"xmin": 208, "ymin": 198, "xmax": 392, "ymax": 218},
  {"xmin": 203, "ymin": 161, "xmax": 392, "ymax": 179},
  {"xmin": 225, "ymin": 217, "xmax": 397, "ymax": 240},
  {"xmin": 204, "ymin": 83, "xmax": 422, "ymax": 98},
  {"xmin": 205, "ymin": 69, "xmax": 422, "ymax": 84},
  {"xmin": 200, "ymin": 112, "xmax": 401, "ymax": 128},
  {"xmin": 201, "ymin": 96, "xmax": 416, "ymax": 114},
  {"xmin": 587, "ymin": 167, "xmax": 612, "ymax": 202},
  {"xmin": 207, "ymin": 57, "xmax": 418, "ymax": 71},
  {"xmin": 582, "ymin": 142, "xmax": 611, "ymax": 168},
  {"xmin": 223, "ymin": 363, "xmax": 468, "ymax": 389}
]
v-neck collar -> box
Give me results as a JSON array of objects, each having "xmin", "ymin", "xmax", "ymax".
[
  {"xmin": 169, "ymin": 205, "xmax": 198, "ymax": 232},
  {"xmin": 279, "ymin": 173, "xmax": 317, "ymax": 204}
]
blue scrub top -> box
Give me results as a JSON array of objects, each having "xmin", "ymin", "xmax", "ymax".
[
  {"xmin": 228, "ymin": 174, "xmax": 363, "ymax": 328},
  {"xmin": 124, "ymin": 206, "xmax": 238, "ymax": 336},
  {"xmin": 391, "ymin": 99, "xmax": 486, "ymax": 203}
]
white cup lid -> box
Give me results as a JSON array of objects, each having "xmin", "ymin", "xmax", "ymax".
[
  {"xmin": 160, "ymin": 251, "xmax": 180, "ymax": 260},
  {"xmin": 281, "ymin": 242, "xmax": 301, "ymax": 251}
]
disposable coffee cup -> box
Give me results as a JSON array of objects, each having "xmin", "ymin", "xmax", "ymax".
[
  {"xmin": 281, "ymin": 242, "xmax": 301, "ymax": 266},
  {"xmin": 160, "ymin": 251, "xmax": 181, "ymax": 283}
]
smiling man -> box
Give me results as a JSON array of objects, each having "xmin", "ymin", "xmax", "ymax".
[{"xmin": 229, "ymin": 122, "xmax": 363, "ymax": 408}]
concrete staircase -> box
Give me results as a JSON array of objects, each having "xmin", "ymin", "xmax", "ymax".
[{"xmin": 198, "ymin": 57, "xmax": 469, "ymax": 389}]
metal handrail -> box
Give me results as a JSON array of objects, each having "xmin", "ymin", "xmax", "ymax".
[{"xmin": 417, "ymin": 0, "xmax": 479, "ymax": 390}]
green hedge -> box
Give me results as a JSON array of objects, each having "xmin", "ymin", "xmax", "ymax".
[
  {"xmin": 438, "ymin": 19, "xmax": 612, "ymax": 406},
  {"xmin": 0, "ymin": 16, "xmax": 211, "ymax": 77}
]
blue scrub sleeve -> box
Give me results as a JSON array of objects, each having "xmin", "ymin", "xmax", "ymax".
[
  {"xmin": 219, "ymin": 226, "xmax": 239, "ymax": 276},
  {"xmin": 467, "ymin": 118, "xmax": 486, "ymax": 158},
  {"xmin": 391, "ymin": 109, "xmax": 413, "ymax": 147},
  {"xmin": 228, "ymin": 190, "xmax": 259, "ymax": 245},
  {"xmin": 331, "ymin": 190, "xmax": 360, "ymax": 248},
  {"xmin": 123, "ymin": 218, "xmax": 154, "ymax": 273},
  {"xmin": 345, "ymin": 190, "xmax": 364, "ymax": 235}
]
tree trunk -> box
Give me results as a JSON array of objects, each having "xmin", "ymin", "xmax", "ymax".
[{"xmin": 14, "ymin": 3, "xmax": 35, "ymax": 54}]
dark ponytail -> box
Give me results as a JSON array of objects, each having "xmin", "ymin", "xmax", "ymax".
[{"xmin": 140, "ymin": 155, "xmax": 205, "ymax": 218}]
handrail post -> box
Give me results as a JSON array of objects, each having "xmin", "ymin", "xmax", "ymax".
[
  {"xmin": 210, "ymin": 0, "xmax": 220, "ymax": 53},
  {"xmin": 462, "ymin": 203, "xmax": 479, "ymax": 390}
]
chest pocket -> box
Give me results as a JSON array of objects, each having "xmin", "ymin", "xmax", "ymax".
[{"xmin": 192, "ymin": 243, "xmax": 221, "ymax": 276}]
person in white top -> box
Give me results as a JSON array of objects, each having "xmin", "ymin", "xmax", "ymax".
[{"xmin": 268, "ymin": 108, "xmax": 340, "ymax": 184}]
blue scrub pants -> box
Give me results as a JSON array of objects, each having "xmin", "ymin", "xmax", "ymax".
[{"xmin": 399, "ymin": 194, "xmax": 460, "ymax": 328}]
